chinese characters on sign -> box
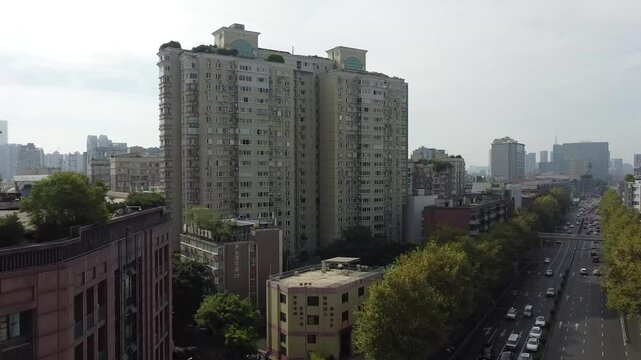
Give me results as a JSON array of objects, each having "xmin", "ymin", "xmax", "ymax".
[{"xmin": 233, "ymin": 243, "xmax": 241, "ymax": 278}]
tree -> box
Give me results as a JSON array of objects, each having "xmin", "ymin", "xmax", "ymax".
[
  {"xmin": 172, "ymin": 254, "xmax": 216, "ymax": 333},
  {"xmin": 624, "ymin": 174, "xmax": 635, "ymax": 182},
  {"xmin": 186, "ymin": 207, "xmax": 235, "ymax": 237},
  {"xmin": 319, "ymin": 226, "xmax": 413, "ymax": 265},
  {"xmin": 126, "ymin": 192, "xmax": 165, "ymax": 209},
  {"xmin": 266, "ymin": 54, "xmax": 285, "ymax": 63},
  {"xmin": 159, "ymin": 40, "xmax": 181, "ymax": 50},
  {"xmin": 192, "ymin": 44, "xmax": 217, "ymax": 53},
  {"xmin": 531, "ymin": 194, "xmax": 561, "ymax": 231},
  {"xmin": 0, "ymin": 213, "xmax": 24, "ymax": 247},
  {"xmin": 21, "ymin": 172, "xmax": 108, "ymax": 240},
  {"xmin": 195, "ymin": 292, "xmax": 260, "ymax": 359}
]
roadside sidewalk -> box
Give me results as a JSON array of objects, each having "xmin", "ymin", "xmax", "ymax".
[{"xmin": 625, "ymin": 315, "xmax": 641, "ymax": 358}]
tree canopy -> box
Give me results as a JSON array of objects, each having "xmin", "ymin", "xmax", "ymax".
[
  {"xmin": 0, "ymin": 213, "xmax": 24, "ymax": 247},
  {"xmin": 266, "ymin": 54, "xmax": 285, "ymax": 63},
  {"xmin": 195, "ymin": 292, "xmax": 260, "ymax": 359},
  {"xmin": 126, "ymin": 192, "xmax": 166, "ymax": 209},
  {"xmin": 172, "ymin": 254, "xmax": 216, "ymax": 332},
  {"xmin": 599, "ymin": 189, "xmax": 641, "ymax": 315},
  {"xmin": 186, "ymin": 207, "xmax": 236, "ymax": 237},
  {"xmin": 21, "ymin": 172, "xmax": 108, "ymax": 240},
  {"xmin": 159, "ymin": 40, "xmax": 181, "ymax": 50},
  {"xmin": 624, "ymin": 174, "xmax": 635, "ymax": 182}
]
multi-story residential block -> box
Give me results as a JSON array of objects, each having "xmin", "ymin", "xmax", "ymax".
[
  {"xmin": 422, "ymin": 196, "xmax": 510, "ymax": 237},
  {"xmin": 86, "ymin": 135, "xmax": 128, "ymax": 178},
  {"xmin": 0, "ymin": 207, "xmax": 173, "ymax": 360},
  {"xmin": 62, "ymin": 151, "xmax": 86, "ymax": 174},
  {"xmin": 490, "ymin": 137, "xmax": 525, "ymax": 181},
  {"xmin": 540, "ymin": 150, "xmax": 549, "ymax": 163},
  {"xmin": 620, "ymin": 176, "xmax": 641, "ymax": 213},
  {"xmin": 525, "ymin": 152, "xmax": 537, "ymax": 173},
  {"xmin": 109, "ymin": 153, "xmax": 162, "ymax": 193},
  {"xmin": 265, "ymin": 257, "xmax": 383, "ymax": 360},
  {"xmin": 16, "ymin": 143, "xmax": 45, "ymax": 176},
  {"xmin": 552, "ymin": 142, "xmax": 610, "ymax": 181},
  {"xmin": 89, "ymin": 158, "xmax": 111, "ymax": 187},
  {"xmin": 410, "ymin": 146, "xmax": 446, "ymax": 162},
  {"xmin": 0, "ymin": 144, "xmax": 20, "ymax": 182},
  {"xmin": 158, "ymin": 23, "xmax": 408, "ymax": 259},
  {"xmin": 0, "ymin": 120, "xmax": 7, "ymax": 146},
  {"xmin": 179, "ymin": 219, "xmax": 282, "ymax": 310},
  {"xmin": 407, "ymin": 152, "xmax": 466, "ymax": 198},
  {"xmin": 44, "ymin": 151, "xmax": 64, "ymax": 169}
]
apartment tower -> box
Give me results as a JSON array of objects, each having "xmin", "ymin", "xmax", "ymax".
[{"xmin": 158, "ymin": 24, "xmax": 408, "ymax": 260}]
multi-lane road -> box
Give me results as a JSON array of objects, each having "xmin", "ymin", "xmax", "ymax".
[{"xmin": 458, "ymin": 201, "xmax": 639, "ymax": 360}]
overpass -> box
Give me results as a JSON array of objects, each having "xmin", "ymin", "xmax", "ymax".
[{"xmin": 538, "ymin": 232, "xmax": 603, "ymax": 242}]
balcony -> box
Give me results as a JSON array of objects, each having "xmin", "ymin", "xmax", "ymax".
[
  {"xmin": 87, "ymin": 312, "xmax": 95, "ymax": 330},
  {"xmin": 1, "ymin": 341, "xmax": 33, "ymax": 360}
]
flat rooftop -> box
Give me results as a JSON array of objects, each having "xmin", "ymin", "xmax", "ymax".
[{"xmin": 270, "ymin": 258, "xmax": 383, "ymax": 289}]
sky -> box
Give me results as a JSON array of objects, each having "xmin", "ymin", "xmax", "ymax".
[{"xmin": 1, "ymin": 0, "xmax": 641, "ymax": 166}]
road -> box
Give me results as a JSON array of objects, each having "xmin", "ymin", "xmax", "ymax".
[{"xmin": 457, "ymin": 199, "xmax": 639, "ymax": 360}]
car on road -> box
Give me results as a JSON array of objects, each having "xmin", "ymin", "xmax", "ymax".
[
  {"xmin": 546, "ymin": 287, "xmax": 556, "ymax": 297},
  {"xmin": 480, "ymin": 343, "xmax": 494, "ymax": 359},
  {"xmin": 529, "ymin": 326, "xmax": 543, "ymax": 339},
  {"xmin": 499, "ymin": 351, "xmax": 513, "ymax": 360},
  {"xmin": 593, "ymin": 268, "xmax": 601, "ymax": 276},
  {"xmin": 580, "ymin": 268, "xmax": 588, "ymax": 275},
  {"xmin": 545, "ymin": 269, "xmax": 553, "ymax": 276},
  {"xmin": 592, "ymin": 256, "xmax": 600, "ymax": 263},
  {"xmin": 555, "ymin": 240, "xmax": 562, "ymax": 244},
  {"xmin": 518, "ymin": 353, "xmax": 532, "ymax": 360},
  {"xmin": 506, "ymin": 307, "xmax": 517, "ymax": 320},
  {"xmin": 591, "ymin": 242, "xmax": 599, "ymax": 249},
  {"xmin": 535, "ymin": 315, "xmax": 546, "ymax": 327},
  {"xmin": 544, "ymin": 257, "xmax": 551, "ymax": 263},
  {"xmin": 523, "ymin": 304, "xmax": 533, "ymax": 318},
  {"xmin": 506, "ymin": 333, "xmax": 521, "ymax": 349},
  {"xmin": 590, "ymin": 249, "xmax": 598, "ymax": 256},
  {"xmin": 526, "ymin": 337, "xmax": 540, "ymax": 352}
]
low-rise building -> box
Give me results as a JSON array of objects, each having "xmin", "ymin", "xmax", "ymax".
[
  {"xmin": 422, "ymin": 197, "xmax": 510, "ymax": 237},
  {"xmin": 619, "ymin": 176, "xmax": 641, "ymax": 213},
  {"xmin": 265, "ymin": 257, "xmax": 383, "ymax": 360},
  {"xmin": 0, "ymin": 207, "xmax": 174, "ymax": 360},
  {"xmin": 109, "ymin": 153, "xmax": 162, "ymax": 193},
  {"xmin": 179, "ymin": 219, "xmax": 282, "ymax": 310},
  {"xmin": 89, "ymin": 158, "xmax": 111, "ymax": 187}
]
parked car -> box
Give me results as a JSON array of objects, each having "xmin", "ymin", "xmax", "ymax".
[
  {"xmin": 535, "ymin": 315, "xmax": 546, "ymax": 327},
  {"xmin": 523, "ymin": 304, "xmax": 533, "ymax": 318},
  {"xmin": 518, "ymin": 353, "xmax": 532, "ymax": 360},
  {"xmin": 529, "ymin": 326, "xmax": 543, "ymax": 339},
  {"xmin": 500, "ymin": 351, "xmax": 513, "ymax": 360},
  {"xmin": 506, "ymin": 307, "xmax": 517, "ymax": 320},
  {"xmin": 526, "ymin": 337, "xmax": 540, "ymax": 352},
  {"xmin": 506, "ymin": 333, "xmax": 521, "ymax": 349},
  {"xmin": 480, "ymin": 343, "xmax": 494, "ymax": 359}
]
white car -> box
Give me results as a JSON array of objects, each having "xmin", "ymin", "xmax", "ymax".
[
  {"xmin": 526, "ymin": 337, "xmax": 540, "ymax": 351},
  {"xmin": 529, "ymin": 326, "xmax": 543, "ymax": 339},
  {"xmin": 580, "ymin": 268, "xmax": 588, "ymax": 275},
  {"xmin": 546, "ymin": 287, "xmax": 556, "ymax": 297},
  {"xmin": 545, "ymin": 269, "xmax": 553, "ymax": 277},
  {"xmin": 506, "ymin": 307, "xmax": 517, "ymax": 320},
  {"xmin": 544, "ymin": 257, "xmax": 551, "ymax": 264},
  {"xmin": 518, "ymin": 353, "xmax": 532, "ymax": 360},
  {"xmin": 535, "ymin": 316, "xmax": 546, "ymax": 327},
  {"xmin": 593, "ymin": 268, "xmax": 601, "ymax": 276}
]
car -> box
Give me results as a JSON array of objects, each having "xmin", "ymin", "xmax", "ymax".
[
  {"xmin": 544, "ymin": 257, "xmax": 551, "ymax": 264},
  {"xmin": 592, "ymin": 256, "xmax": 600, "ymax": 263},
  {"xmin": 546, "ymin": 287, "xmax": 556, "ymax": 297},
  {"xmin": 506, "ymin": 307, "xmax": 517, "ymax": 320},
  {"xmin": 593, "ymin": 268, "xmax": 601, "ymax": 276},
  {"xmin": 591, "ymin": 242, "xmax": 599, "ymax": 249},
  {"xmin": 545, "ymin": 269, "xmax": 553, "ymax": 276},
  {"xmin": 580, "ymin": 268, "xmax": 588, "ymax": 275},
  {"xmin": 480, "ymin": 343, "xmax": 494, "ymax": 359},
  {"xmin": 529, "ymin": 326, "xmax": 543, "ymax": 339},
  {"xmin": 526, "ymin": 337, "xmax": 540, "ymax": 351},
  {"xmin": 523, "ymin": 304, "xmax": 533, "ymax": 318},
  {"xmin": 570, "ymin": 224, "xmax": 575, "ymax": 228},
  {"xmin": 535, "ymin": 315, "xmax": 546, "ymax": 327},
  {"xmin": 555, "ymin": 240, "xmax": 562, "ymax": 244},
  {"xmin": 499, "ymin": 351, "xmax": 513, "ymax": 360},
  {"xmin": 590, "ymin": 249, "xmax": 598, "ymax": 256},
  {"xmin": 518, "ymin": 353, "xmax": 532, "ymax": 360},
  {"xmin": 567, "ymin": 230, "xmax": 573, "ymax": 234},
  {"xmin": 566, "ymin": 221, "xmax": 570, "ymax": 225},
  {"xmin": 563, "ymin": 226, "xmax": 569, "ymax": 230},
  {"xmin": 506, "ymin": 333, "xmax": 521, "ymax": 349}
]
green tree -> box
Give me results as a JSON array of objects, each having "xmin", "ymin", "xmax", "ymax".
[
  {"xmin": 266, "ymin": 54, "xmax": 285, "ymax": 63},
  {"xmin": 186, "ymin": 207, "xmax": 235, "ymax": 237},
  {"xmin": 549, "ymin": 187, "xmax": 571, "ymax": 214},
  {"xmin": 192, "ymin": 44, "xmax": 217, "ymax": 53},
  {"xmin": 624, "ymin": 174, "xmax": 635, "ymax": 182},
  {"xmin": 172, "ymin": 254, "xmax": 216, "ymax": 332},
  {"xmin": 21, "ymin": 172, "xmax": 108, "ymax": 240},
  {"xmin": 159, "ymin": 40, "xmax": 181, "ymax": 50},
  {"xmin": 195, "ymin": 292, "xmax": 260, "ymax": 359},
  {"xmin": 0, "ymin": 213, "xmax": 25, "ymax": 247},
  {"xmin": 320, "ymin": 226, "xmax": 413, "ymax": 265},
  {"xmin": 531, "ymin": 194, "xmax": 561, "ymax": 231},
  {"xmin": 126, "ymin": 192, "xmax": 166, "ymax": 209}
]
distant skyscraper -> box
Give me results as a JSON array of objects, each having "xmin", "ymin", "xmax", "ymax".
[
  {"xmin": 0, "ymin": 120, "xmax": 7, "ymax": 146},
  {"xmin": 525, "ymin": 152, "xmax": 537, "ymax": 173},
  {"xmin": 17, "ymin": 143, "xmax": 45, "ymax": 175},
  {"xmin": 612, "ymin": 158, "xmax": 623, "ymax": 180},
  {"xmin": 490, "ymin": 137, "xmax": 525, "ymax": 181},
  {"xmin": 634, "ymin": 154, "xmax": 641, "ymax": 175},
  {"xmin": 540, "ymin": 150, "xmax": 548, "ymax": 163},
  {"xmin": 553, "ymin": 142, "xmax": 610, "ymax": 181}
]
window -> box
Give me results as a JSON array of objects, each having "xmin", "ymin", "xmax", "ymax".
[
  {"xmin": 342, "ymin": 311, "xmax": 349, "ymax": 322},
  {"xmin": 342, "ymin": 292, "xmax": 349, "ymax": 303},
  {"xmin": 280, "ymin": 333, "xmax": 286, "ymax": 343},
  {"xmin": 307, "ymin": 334, "xmax": 317, "ymax": 344},
  {"xmin": 307, "ymin": 315, "xmax": 319, "ymax": 325},
  {"xmin": 307, "ymin": 296, "xmax": 319, "ymax": 306},
  {"xmin": 358, "ymin": 286, "xmax": 365, "ymax": 296},
  {"xmin": 280, "ymin": 312, "xmax": 287, "ymax": 322}
]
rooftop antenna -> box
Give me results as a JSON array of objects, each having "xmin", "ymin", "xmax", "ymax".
[
  {"xmin": 554, "ymin": 135, "xmax": 558, "ymax": 145},
  {"xmin": 292, "ymin": 46, "xmax": 294, "ymax": 55}
]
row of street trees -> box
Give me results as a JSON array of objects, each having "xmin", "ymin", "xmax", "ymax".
[
  {"xmin": 599, "ymin": 190, "xmax": 641, "ymax": 315},
  {"xmin": 353, "ymin": 187, "xmax": 571, "ymax": 360}
]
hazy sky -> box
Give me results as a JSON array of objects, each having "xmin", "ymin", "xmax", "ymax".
[{"xmin": 1, "ymin": 0, "xmax": 640, "ymax": 166}]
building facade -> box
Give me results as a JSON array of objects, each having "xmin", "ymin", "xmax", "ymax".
[
  {"xmin": 109, "ymin": 153, "xmax": 162, "ymax": 193},
  {"xmin": 179, "ymin": 220, "xmax": 282, "ymax": 310},
  {"xmin": 539, "ymin": 150, "xmax": 549, "ymax": 163},
  {"xmin": 86, "ymin": 135, "xmax": 128, "ymax": 178},
  {"xmin": 17, "ymin": 143, "xmax": 45, "ymax": 176},
  {"xmin": 158, "ymin": 23, "xmax": 408, "ymax": 260},
  {"xmin": 552, "ymin": 142, "xmax": 610, "ymax": 181},
  {"xmin": 490, "ymin": 137, "xmax": 525, "ymax": 181},
  {"xmin": 265, "ymin": 257, "xmax": 383, "ymax": 360},
  {"xmin": 89, "ymin": 158, "xmax": 111, "ymax": 188},
  {"xmin": 525, "ymin": 152, "xmax": 537, "ymax": 173},
  {"xmin": 422, "ymin": 197, "xmax": 509, "ymax": 237},
  {"xmin": 0, "ymin": 208, "xmax": 173, "ymax": 360}
]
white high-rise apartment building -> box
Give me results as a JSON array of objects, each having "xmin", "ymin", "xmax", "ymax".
[
  {"xmin": 490, "ymin": 137, "xmax": 525, "ymax": 181},
  {"xmin": 158, "ymin": 24, "xmax": 408, "ymax": 259}
]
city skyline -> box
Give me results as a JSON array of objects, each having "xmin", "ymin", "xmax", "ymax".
[{"xmin": 2, "ymin": 1, "xmax": 641, "ymax": 165}]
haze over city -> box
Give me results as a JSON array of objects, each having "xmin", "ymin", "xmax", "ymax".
[{"xmin": 2, "ymin": 0, "xmax": 641, "ymax": 165}]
